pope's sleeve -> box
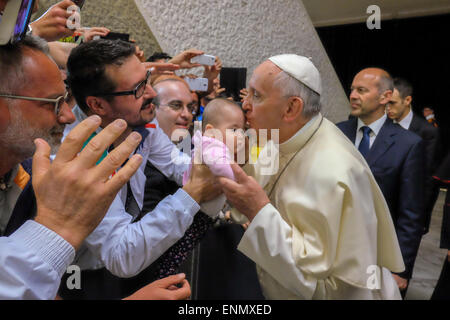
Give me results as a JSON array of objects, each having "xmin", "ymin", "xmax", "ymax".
[
  {"xmin": 0, "ymin": 221, "xmax": 75, "ymax": 300},
  {"xmin": 238, "ymin": 182, "xmax": 346, "ymax": 299}
]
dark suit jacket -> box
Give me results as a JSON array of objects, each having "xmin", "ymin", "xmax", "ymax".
[
  {"xmin": 337, "ymin": 117, "xmax": 426, "ymax": 279},
  {"xmin": 4, "ymin": 159, "xmax": 36, "ymax": 237},
  {"xmin": 409, "ymin": 112, "xmax": 442, "ymax": 233},
  {"xmin": 433, "ymin": 152, "xmax": 450, "ymax": 249}
]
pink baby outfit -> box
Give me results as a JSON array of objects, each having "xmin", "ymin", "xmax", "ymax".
[
  {"xmin": 183, "ymin": 131, "xmax": 235, "ymax": 217},
  {"xmin": 183, "ymin": 130, "xmax": 235, "ymax": 183}
]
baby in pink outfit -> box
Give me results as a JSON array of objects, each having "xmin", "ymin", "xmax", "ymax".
[{"xmin": 183, "ymin": 98, "xmax": 247, "ymax": 217}]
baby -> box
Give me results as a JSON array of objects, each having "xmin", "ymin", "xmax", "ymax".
[{"xmin": 183, "ymin": 98, "xmax": 247, "ymax": 217}]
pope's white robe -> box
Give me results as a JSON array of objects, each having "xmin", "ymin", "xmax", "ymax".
[{"xmin": 232, "ymin": 114, "xmax": 405, "ymax": 299}]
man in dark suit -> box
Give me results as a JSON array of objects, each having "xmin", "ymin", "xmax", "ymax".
[
  {"xmin": 387, "ymin": 77, "xmax": 441, "ymax": 234},
  {"xmin": 337, "ymin": 68, "xmax": 425, "ymax": 297}
]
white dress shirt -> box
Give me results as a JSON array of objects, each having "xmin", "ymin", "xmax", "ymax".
[
  {"xmin": 395, "ymin": 108, "xmax": 413, "ymax": 130},
  {"xmin": 0, "ymin": 221, "xmax": 75, "ymax": 300},
  {"xmin": 355, "ymin": 114, "xmax": 387, "ymax": 149},
  {"xmin": 62, "ymin": 106, "xmax": 198, "ymax": 277}
]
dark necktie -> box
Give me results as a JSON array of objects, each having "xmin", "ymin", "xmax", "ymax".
[{"xmin": 358, "ymin": 126, "xmax": 371, "ymax": 159}]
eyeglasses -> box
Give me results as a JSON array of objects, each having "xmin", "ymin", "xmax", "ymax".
[
  {"xmin": 0, "ymin": 92, "xmax": 69, "ymax": 117},
  {"xmin": 97, "ymin": 70, "xmax": 151, "ymax": 99},
  {"xmin": 160, "ymin": 101, "xmax": 197, "ymax": 116}
]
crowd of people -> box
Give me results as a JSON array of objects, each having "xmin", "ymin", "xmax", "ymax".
[{"xmin": 0, "ymin": 0, "xmax": 448, "ymax": 300}]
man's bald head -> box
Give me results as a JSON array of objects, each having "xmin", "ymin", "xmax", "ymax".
[
  {"xmin": 202, "ymin": 98, "xmax": 244, "ymax": 132},
  {"xmin": 356, "ymin": 68, "xmax": 393, "ymax": 94},
  {"xmin": 153, "ymin": 77, "xmax": 191, "ymax": 106},
  {"xmin": 350, "ymin": 67, "xmax": 393, "ymax": 124}
]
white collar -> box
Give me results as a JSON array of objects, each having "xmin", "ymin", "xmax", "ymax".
[
  {"xmin": 357, "ymin": 113, "xmax": 386, "ymax": 136},
  {"xmin": 281, "ymin": 114, "xmax": 319, "ymax": 146},
  {"xmin": 395, "ymin": 108, "xmax": 413, "ymax": 129}
]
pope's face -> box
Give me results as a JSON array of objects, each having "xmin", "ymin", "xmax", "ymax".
[{"xmin": 243, "ymin": 61, "xmax": 286, "ymax": 137}]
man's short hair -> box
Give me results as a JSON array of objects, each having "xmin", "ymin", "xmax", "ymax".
[
  {"xmin": 0, "ymin": 35, "xmax": 49, "ymax": 93},
  {"xmin": 393, "ymin": 77, "xmax": 413, "ymax": 99},
  {"xmin": 273, "ymin": 71, "xmax": 321, "ymax": 119},
  {"xmin": 377, "ymin": 72, "xmax": 394, "ymax": 94},
  {"xmin": 66, "ymin": 39, "xmax": 136, "ymax": 114},
  {"xmin": 147, "ymin": 52, "xmax": 172, "ymax": 62}
]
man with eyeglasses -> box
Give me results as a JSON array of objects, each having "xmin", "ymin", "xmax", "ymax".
[
  {"xmin": 59, "ymin": 39, "xmax": 221, "ymax": 299},
  {"xmin": 153, "ymin": 77, "xmax": 198, "ymax": 142},
  {"xmin": 0, "ymin": 35, "xmax": 145, "ymax": 299},
  {"xmin": 0, "ymin": 36, "xmax": 76, "ymax": 240}
]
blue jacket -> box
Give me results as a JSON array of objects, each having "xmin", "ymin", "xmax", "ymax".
[
  {"xmin": 337, "ymin": 117, "xmax": 426, "ymax": 279},
  {"xmin": 4, "ymin": 159, "xmax": 35, "ymax": 237}
]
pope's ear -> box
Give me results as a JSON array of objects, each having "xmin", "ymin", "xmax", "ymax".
[
  {"xmin": 284, "ymin": 96, "xmax": 303, "ymax": 122},
  {"xmin": 85, "ymin": 96, "xmax": 107, "ymax": 116}
]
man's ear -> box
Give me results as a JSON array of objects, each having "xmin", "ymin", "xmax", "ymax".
[
  {"xmin": 380, "ymin": 90, "xmax": 393, "ymax": 105},
  {"xmin": 85, "ymin": 96, "xmax": 107, "ymax": 116},
  {"xmin": 404, "ymin": 95, "xmax": 412, "ymax": 106},
  {"xmin": 283, "ymin": 96, "xmax": 303, "ymax": 123}
]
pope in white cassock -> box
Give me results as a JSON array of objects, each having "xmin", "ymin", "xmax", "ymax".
[{"xmin": 218, "ymin": 54, "xmax": 405, "ymax": 299}]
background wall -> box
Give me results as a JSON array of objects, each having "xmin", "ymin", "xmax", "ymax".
[
  {"xmin": 134, "ymin": 0, "xmax": 349, "ymax": 122},
  {"xmin": 34, "ymin": 0, "xmax": 350, "ymax": 123},
  {"xmin": 33, "ymin": 0, "xmax": 161, "ymax": 58}
]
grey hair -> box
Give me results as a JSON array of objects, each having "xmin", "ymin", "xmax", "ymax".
[
  {"xmin": 0, "ymin": 35, "xmax": 50, "ymax": 93},
  {"xmin": 272, "ymin": 71, "xmax": 321, "ymax": 119}
]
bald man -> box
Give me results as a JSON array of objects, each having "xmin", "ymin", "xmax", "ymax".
[{"xmin": 337, "ymin": 68, "xmax": 426, "ymax": 297}]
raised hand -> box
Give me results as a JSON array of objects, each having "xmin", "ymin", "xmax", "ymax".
[
  {"xmin": 169, "ymin": 49, "xmax": 205, "ymax": 69},
  {"xmin": 33, "ymin": 116, "xmax": 143, "ymax": 250},
  {"xmin": 30, "ymin": 0, "xmax": 79, "ymax": 42}
]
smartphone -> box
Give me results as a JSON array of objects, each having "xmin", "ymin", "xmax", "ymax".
[
  {"xmin": 0, "ymin": 0, "xmax": 36, "ymax": 45},
  {"xmin": 220, "ymin": 67, "xmax": 247, "ymax": 101},
  {"xmin": 101, "ymin": 32, "xmax": 130, "ymax": 42},
  {"xmin": 73, "ymin": 0, "xmax": 86, "ymax": 10},
  {"xmin": 190, "ymin": 54, "xmax": 215, "ymax": 66},
  {"xmin": 184, "ymin": 77, "xmax": 209, "ymax": 92}
]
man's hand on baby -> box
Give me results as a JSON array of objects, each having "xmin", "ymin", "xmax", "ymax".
[{"xmin": 183, "ymin": 164, "xmax": 222, "ymax": 204}]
